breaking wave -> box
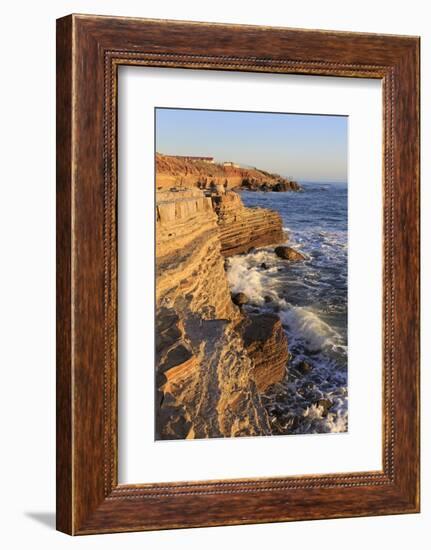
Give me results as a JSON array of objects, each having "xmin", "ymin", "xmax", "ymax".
[{"xmin": 279, "ymin": 307, "xmax": 345, "ymax": 353}]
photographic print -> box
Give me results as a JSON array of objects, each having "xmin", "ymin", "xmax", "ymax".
[{"xmin": 155, "ymin": 108, "xmax": 348, "ymax": 441}]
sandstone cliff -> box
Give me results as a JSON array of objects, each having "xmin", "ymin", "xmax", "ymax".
[
  {"xmin": 212, "ymin": 190, "xmax": 285, "ymax": 256},
  {"xmin": 156, "ymin": 153, "xmax": 301, "ymax": 192},
  {"xmin": 156, "ymin": 188, "xmax": 289, "ymax": 440}
]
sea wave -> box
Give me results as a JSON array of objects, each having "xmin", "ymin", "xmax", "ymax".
[
  {"xmin": 227, "ymin": 254, "xmax": 269, "ymax": 305},
  {"xmin": 279, "ymin": 306, "xmax": 344, "ymax": 353},
  {"xmin": 226, "ymin": 252, "xmax": 345, "ymax": 354}
]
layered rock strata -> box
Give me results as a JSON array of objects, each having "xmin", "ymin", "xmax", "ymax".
[
  {"xmin": 242, "ymin": 314, "xmax": 289, "ymax": 393},
  {"xmin": 156, "ymin": 188, "xmax": 289, "ymax": 440},
  {"xmin": 212, "ymin": 190, "xmax": 285, "ymax": 256}
]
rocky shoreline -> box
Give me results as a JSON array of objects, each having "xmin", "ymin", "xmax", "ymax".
[
  {"xmin": 156, "ymin": 153, "xmax": 301, "ymax": 193},
  {"xmin": 155, "ymin": 159, "xmax": 302, "ymax": 440}
]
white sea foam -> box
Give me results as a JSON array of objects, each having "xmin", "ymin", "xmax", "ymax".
[
  {"xmin": 227, "ymin": 252, "xmax": 344, "ymax": 355},
  {"xmin": 279, "ymin": 307, "xmax": 343, "ymax": 352},
  {"xmin": 326, "ymin": 414, "xmax": 348, "ymax": 433},
  {"xmin": 226, "ymin": 256, "xmax": 266, "ymax": 304},
  {"xmin": 302, "ymin": 402, "xmax": 348, "ymax": 433}
]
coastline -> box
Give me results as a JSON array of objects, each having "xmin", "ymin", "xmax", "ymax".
[{"xmin": 155, "ymin": 156, "xmax": 347, "ymax": 440}]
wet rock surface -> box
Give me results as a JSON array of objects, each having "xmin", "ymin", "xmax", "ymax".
[
  {"xmin": 274, "ymin": 245, "xmax": 306, "ymax": 261},
  {"xmin": 296, "ymin": 360, "xmax": 312, "ymax": 375},
  {"xmin": 232, "ymin": 292, "xmax": 249, "ymax": 307}
]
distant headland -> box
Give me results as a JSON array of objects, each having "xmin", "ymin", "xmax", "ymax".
[{"xmin": 156, "ymin": 153, "xmax": 302, "ymax": 193}]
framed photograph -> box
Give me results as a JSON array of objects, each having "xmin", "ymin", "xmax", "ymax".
[{"xmin": 56, "ymin": 14, "xmax": 420, "ymax": 534}]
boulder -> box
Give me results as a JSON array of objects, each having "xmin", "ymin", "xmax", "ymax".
[
  {"xmin": 296, "ymin": 360, "xmax": 312, "ymax": 375},
  {"xmin": 232, "ymin": 292, "xmax": 249, "ymax": 307},
  {"xmin": 274, "ymin": 246, "xmax": 306, "ymax": 261}
]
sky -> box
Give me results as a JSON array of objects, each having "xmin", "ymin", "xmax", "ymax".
[{"xmin": 155, "ymin": 108, "xmax": 348, "ymax": 183}]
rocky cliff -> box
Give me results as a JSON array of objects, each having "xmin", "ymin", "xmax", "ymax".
[
  {"xmin": 156, "ymin": 153, "xmax": 301, "ymax": 192},
  {"xmin": 156, "ymin": 188, "xmax": 289, "ymax": 440},
  {"xmin": 243, "ymin": 314, "xmax": 289, "ymax": 393},
  {"xmin": 212, "ymin": 190, "xmax": 285, "ymax": 256}
]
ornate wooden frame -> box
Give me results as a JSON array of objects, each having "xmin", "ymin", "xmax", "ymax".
[{"xmin": 56, "ymin": 14, "xmax": 420, "ymax": 534}]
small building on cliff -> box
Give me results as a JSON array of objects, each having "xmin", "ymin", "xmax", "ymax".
[{"xmin": 223, "ymin": 161, "xmax": 240, "ymax": 168}]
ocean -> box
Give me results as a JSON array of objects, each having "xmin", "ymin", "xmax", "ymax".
[{"xmin": 226, "ymin": 182, "xmax": 348, "ymax": 435}]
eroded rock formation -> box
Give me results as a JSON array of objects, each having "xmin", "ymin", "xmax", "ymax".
[
  {"xmin": 212, "ymin": 190, "xmax": 285, "ymax": 256},
  {"xmin": 242, "ymin": 314, "xmax": 289, "ymax": 392},
  {"xmin": 155, "ymin": 187, "xmax": 289, "ymax": 440}
]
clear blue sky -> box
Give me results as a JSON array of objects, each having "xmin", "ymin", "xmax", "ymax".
[{"xmin": 155, "ymin": 108, "xmax": 347, "ymax": 183}]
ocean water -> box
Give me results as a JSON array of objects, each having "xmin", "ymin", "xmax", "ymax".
[{"xmin": 226, "ymin": 182, "xmax": 348, "ymax": 435}]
